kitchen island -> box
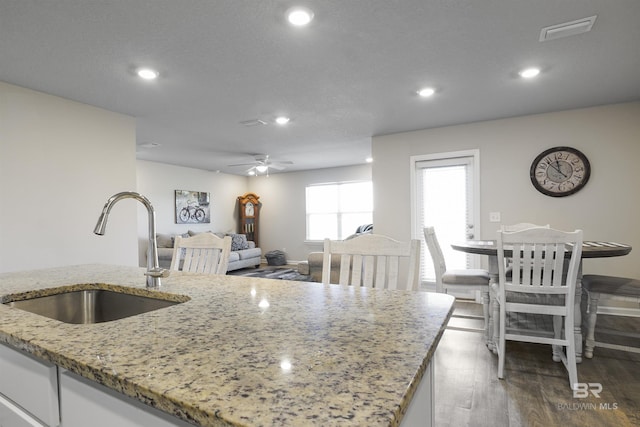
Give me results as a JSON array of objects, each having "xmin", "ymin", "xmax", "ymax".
[{"xmin": 0, "ymin": 265, "xmax": 454, "ymax": 426}]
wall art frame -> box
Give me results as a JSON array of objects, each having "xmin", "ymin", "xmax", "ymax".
[{"xmin": 175, "ymin": 190, "xmax": 210, "ymax": 224}]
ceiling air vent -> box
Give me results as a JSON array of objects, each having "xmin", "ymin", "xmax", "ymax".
[
  {"xmin": 539, "ymin": 15, "xmax": 597, "ymax": 42},
  {"xmin": 240, "ymin": 119, "xmax": 267, "ymax": 127}
]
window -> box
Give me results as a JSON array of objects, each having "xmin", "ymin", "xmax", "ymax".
[{"xmin": 306, "ymin": 181, "xmax": 373, "ymax": 240}]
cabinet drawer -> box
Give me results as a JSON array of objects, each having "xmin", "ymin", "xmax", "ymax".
[
  {"xmin": 0, "ymin": 343, "xmax": 59, "ymax": 426},
  {"xmin": 0, "ymin": 393, "xmax": 47, "ymax": 427},
  {"xmin": 60, "ymin": 371, "xmax": 194, "ymax": 427}
]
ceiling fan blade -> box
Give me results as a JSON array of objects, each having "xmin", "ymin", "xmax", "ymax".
[
  {"xmin": 228, "ymin": 162, "xmax": 258, "ymax": 167},
  {"xmin": 268, "ymin": 163, "xmax": 287, "ymax": 170}
]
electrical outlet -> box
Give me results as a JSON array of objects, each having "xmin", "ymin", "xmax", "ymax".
[{"xmin": 489, "ymin": 212, "xmax": 501, "ymax": 222}]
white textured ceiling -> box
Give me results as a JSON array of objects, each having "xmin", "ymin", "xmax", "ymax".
[{"xmin": 1, "ymin": 1, "xmax": 639, "ymax": 175}]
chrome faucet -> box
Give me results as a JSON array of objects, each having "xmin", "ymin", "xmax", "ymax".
[{"xmin": 94, "ymin": 192, "xmax": 169, "ymax": 288}]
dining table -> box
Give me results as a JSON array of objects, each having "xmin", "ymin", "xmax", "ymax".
[{"xmin": 451, "ymin": 239, "xmax": 632, "ymax": 362}]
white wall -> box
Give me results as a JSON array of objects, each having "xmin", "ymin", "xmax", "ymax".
[
  {"xmin": 373, "ymin": 102, "xmax": 640, "ymax": 277},
  {"xmin": 136, "ymin": 160, "xmax": 248, "ymax": 265},
  {"xmin": 248, "ymin": 164, "xmax": 372, "ymax": 262},
  {"xmin": 0, "ymin": 82, "xmax": 138, "ymax": 272}
]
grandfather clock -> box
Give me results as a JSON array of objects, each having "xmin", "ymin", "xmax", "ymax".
[{"xmin": 237, "ymin": 192, "xmax": 261, "ymax": 247}]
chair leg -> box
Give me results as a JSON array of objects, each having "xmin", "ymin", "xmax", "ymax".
[
  {"xmin": 481, "ymin": 290, "xmax": 490, "ymax": 343},
  {"xmin": 565, "ymin": 315, "xmax": 578, "ymax": 389},
  {"xmin": 552, "ymin": 315, "xmax": 562, "ymax": 362},
  {"xmin": 584, "ymin": 291, "xmax": 600, "ymax": 359},
  {"xmin": 491, "ymin": 290, "xmax": 500, "ymax": 354},
  {"xmin": 497, "ymin": 303, "xmax": 506, "ymax": 379}
]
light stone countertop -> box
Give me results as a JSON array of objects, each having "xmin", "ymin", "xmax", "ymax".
[{"xmin": 0, "ymin": 264, "xmax": 454, "ymax": 427}]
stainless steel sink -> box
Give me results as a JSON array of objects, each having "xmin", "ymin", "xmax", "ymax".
[{"xmin": 4, "ymin": 288, "xmax": 187, "ymax": 324}]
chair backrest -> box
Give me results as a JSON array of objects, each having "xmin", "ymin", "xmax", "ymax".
[
  {"xmin": 321, "ymin": 234, "xmax": 421, "ymax": 290},
  {"xmin": 497, "ymin": 228, "xmax": 583, "ymax": 302},
  {"xmin": 501, "ymin": 223, "xmax": 550, "ymax": 232},
  {"xmin": 423, "ymin": 227, "xmax": 447, "ymax": 293},
  {"xmin": 170, "ymin": 233, "xmax": 232, "ymax": 274}
]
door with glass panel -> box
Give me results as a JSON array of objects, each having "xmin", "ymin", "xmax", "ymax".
[{"xmin": 412, "ymin": 151, "xmax": 480, "ymax": 288}]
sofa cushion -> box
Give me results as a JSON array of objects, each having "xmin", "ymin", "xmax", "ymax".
[
  {"xmin": 238, "ymin": 247, "xmax": 262, "ymax": 260},
  {"xmin": 229, "ymin": 234, "xmax": 250, "ymax": 251},
  {"xmin": 228, "ymin": 251, "xmax": 241, "ymax": 263},
  {"xmin": 156, "ymin": 233, "xmax": 175, "ymax": 248},
  {"xmin": 187, "ymin": 230, "xmax": 224, "ymax": 238}
]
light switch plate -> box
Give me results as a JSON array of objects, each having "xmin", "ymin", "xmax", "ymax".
[{"xmin": 489, "ymin": 212, "xmax": 501, "ymax": 222}]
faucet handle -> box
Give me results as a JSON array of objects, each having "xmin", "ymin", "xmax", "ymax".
[{"xmin": 145, "ymin": 268, "xmax": 170, "ymax": 278}]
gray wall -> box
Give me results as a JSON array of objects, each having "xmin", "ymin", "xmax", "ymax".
[
  {"xmin": 372, "ymin": 102, "xmax": 640, "ymax": 277},
  {"xmin": 0, "ymin": 82, "xmax": 138, "ymax": 273}
]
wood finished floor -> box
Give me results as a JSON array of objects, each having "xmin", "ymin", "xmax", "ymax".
[{"xmin": 434, "ymin": 302, "xmax": 640, "ymax": 427}]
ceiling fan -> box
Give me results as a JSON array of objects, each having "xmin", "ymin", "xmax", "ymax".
[{"xmin": 228, "ymin": 154, "xmax": 293, "ymax": 175}]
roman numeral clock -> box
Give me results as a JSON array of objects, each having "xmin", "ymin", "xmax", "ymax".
[
  {"xmin": 238, "ymin": 192, "xmax": 261, "ymax": 247},
  {"xmin": 530, "ymin": 146, "xmax": 591, "ymax": 197}
]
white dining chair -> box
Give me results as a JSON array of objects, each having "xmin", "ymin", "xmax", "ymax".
[
  {"xmin": 500, "ymin": 223, "xmax": 550, "ymax": 232},
  {"xmin": 495, "ymin": 227, "xmax": 583, "ymax": 390},
  {"xmin": 321, "ymin": 233, "xmax": 421, "ymax": 290},
  {"xmin": 170, "ymin": 232, "xmax": 232, "ymax": 274},
  {"xmin": 582, "ymin": 274, "xmax": 640, "ymax": 358},
  {"xmin": 423, "ymin": 227, "xmax": 491, "ymax": 339},
  {"xmin": 500, "ymin": 223, "xmax": 550, "ymax": 277}
]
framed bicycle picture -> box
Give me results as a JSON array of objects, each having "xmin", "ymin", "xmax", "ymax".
[{"xmin": 175, "ymin": 190, "xmax": 211, "ymax": 224}]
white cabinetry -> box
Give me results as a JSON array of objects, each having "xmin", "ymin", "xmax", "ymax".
[
  {"xmin": 0, "ymin": 343, "xmax": 194, "ymax": 427},
  {"xmin": 59, "ymin": 371, "xmax": 195, "ymax": 427},
  {"xmin": 0, "ymin": 343, "xmax": 60, "ymax": 427}
]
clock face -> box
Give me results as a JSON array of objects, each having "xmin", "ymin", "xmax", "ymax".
[
  {"xmin": 530, "ymin": 147, "xmax": 590, "ymax": 197},
  {"xmin": 245, "ymin": 202, "xmax": 254, "ymax": 217}
]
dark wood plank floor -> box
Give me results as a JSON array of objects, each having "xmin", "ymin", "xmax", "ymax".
[{"xmin": 434, "ymin": 302, "xmax": 640, "ymax": 427}]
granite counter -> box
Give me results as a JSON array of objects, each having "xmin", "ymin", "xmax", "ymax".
[{"xmin": 0, "ymin": 264, "xmax": 454, "ymax": 426}]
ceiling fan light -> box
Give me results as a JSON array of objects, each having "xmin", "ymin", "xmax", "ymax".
[
  {"xmin": 256, "ymin": 165, "xmax": 269, "ymax": 173},
  {"xmin": 275, "ymin": 116, "xmax": 290, "ymax": 125}
]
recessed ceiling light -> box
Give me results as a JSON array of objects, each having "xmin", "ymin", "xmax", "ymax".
[
  {"xmin": 366, "ymin": 157, "xmax": 373, "ymax": 163},
  {"xmin": 417, "ymin": 87, "xmax": 435, "ymax": 97},
  {"xmin": 275, "ymin": 116, "xmax": 290, "ymax": 125},
  {"xmin": 519, "ymin": 67, "xmax": 541, "ymax": 79},
  {"xmin": 287, "ymin": 7, "xmax": 314, "ymax": 26},
  {"xmin": 137, "ymin": 68, "xmax": 159, "ymax": 80}
]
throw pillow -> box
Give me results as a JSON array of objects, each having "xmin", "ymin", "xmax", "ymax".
[{"xmin": 229, "ymin": 234, "xmax": 250, "ymax": 251}]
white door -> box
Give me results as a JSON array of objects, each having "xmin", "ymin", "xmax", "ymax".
[{"xmin": 411, "ymin": 150, "xmax": 480, "ymax": 287}]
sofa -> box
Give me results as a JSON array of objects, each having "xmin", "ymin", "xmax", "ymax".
[
  {"xmin": 297, "ymin": 225, "xmax": 373, "ymax": 282},
  {"xmin": 154, "ymin": 231, "xmax": 262, "ymax": 272},
  {"xmin": 297, "ymin": 252, "xmax": 342, "ymax": 283}
]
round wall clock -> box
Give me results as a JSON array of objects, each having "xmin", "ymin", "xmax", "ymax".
[{"xmin": 529, "ymin": 146, "xmax": 591, "ymax": 197}]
